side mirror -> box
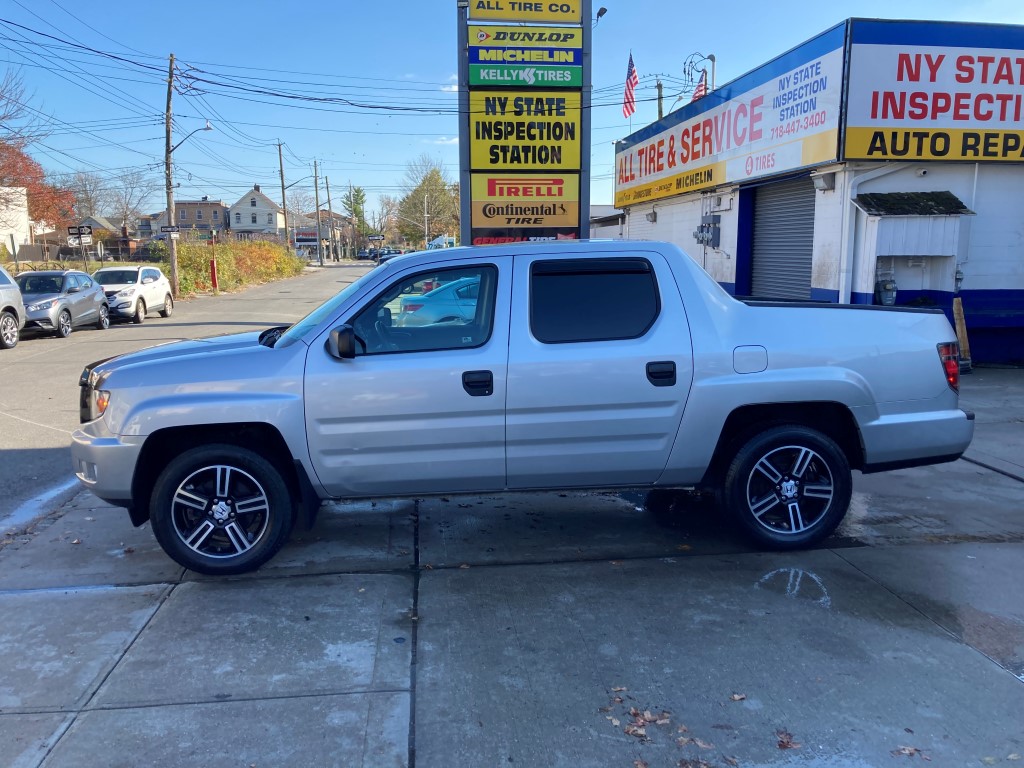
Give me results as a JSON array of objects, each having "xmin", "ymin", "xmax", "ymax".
[
  {"xmin": 66, "ymin": 286, "xmax": 80, "ymax": 294},
  {"xmin": 142, "ymin": 277, "xmax": 154, "ymax": 284},
  {"xmin": 327, "ymin": 324, "xmax": 356, "ymax": 359}
]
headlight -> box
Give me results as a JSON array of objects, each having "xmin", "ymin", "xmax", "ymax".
[
  {"xmin": 27, "ymin": 299, "xmax": 57, "ymax": 311},
  {"xmin": 116, "ymin": 287, "xmax": 136, "ymax": 298}
]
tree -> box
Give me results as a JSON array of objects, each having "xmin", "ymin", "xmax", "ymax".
[
  {"xmin": 397, "ymin": 154, "xmax": 459, "ymax": 247},
  {"xmin": 1, "ymin": 70, "xmax": 69, "ymax": 231},
  {"xmin": 341, "ymin": 185, "xmax": 372, "ymax": 236},
  {"xmin": 61, "ymin": 170, "xmax": 112, "ymax": 219},
  {"xmin": 286, "ymin": 189, "xmax": 315, "ymax": 225},
  {"xmin": 0, "ymin": 142, "xmax": 75, "ymax": 233},
  {"xmin": 110, "ymin": 169, "xmax": 155, "ymax": 231}
]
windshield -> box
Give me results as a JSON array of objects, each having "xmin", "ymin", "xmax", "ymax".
[
  {"xmin": 93, "ymin": 270, "xmax": 139, "ymax": 285},
  {"xmin": 16, "ymin": 274, "xmax": 63, "ymax": 294},
  {"xmin": 275, "ymin": 265, "xmax": 384, "ymax": 348}
]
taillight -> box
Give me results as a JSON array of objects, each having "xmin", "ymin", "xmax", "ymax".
[
  {"xmin": 937, "ymin": 342, "xmax": 959, "ymax": 393},
  {"xmin": 421, "ymin": 282, "xmax": 434, "ymax": 292},
  {"xmin": 403, "ymin": 302, "xmax": 424, "ymax": 313}
]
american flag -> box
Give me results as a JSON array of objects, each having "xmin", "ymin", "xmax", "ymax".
[
  {"xmin": 691, "ymin": 69, "xmax": 708, "ymax": 102},
  {"xmin": 622, "ymin": 53, "xmax": 639, "ymax": 118}
]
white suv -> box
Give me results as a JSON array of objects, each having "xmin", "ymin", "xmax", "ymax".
[
  {"xmin": 0, "ymin": 265, "xmax": 26, "ymax": 349},
  {"xmin": 92, "ymin": 266, "xmax": 173, "ymax": 324}
]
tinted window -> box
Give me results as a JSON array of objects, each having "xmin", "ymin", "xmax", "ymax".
[
  {"xmin": 530, "ymin": 258, "xmax": 659, "ymax": 344},
  {"xmin": 65, "ymin": 275, "xmax": 80, "ymax": 291}
]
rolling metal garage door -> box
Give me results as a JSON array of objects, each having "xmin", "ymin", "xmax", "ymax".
[{"xmin": 751, "ymin": 177, "xmax": 815, "ymax": 300}]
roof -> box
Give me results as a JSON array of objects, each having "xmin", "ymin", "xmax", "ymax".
[
  {"xmin": 230, "ymin": 187, "xmax": 282, "ymax": 212},
  {"xmin": 853, "ymin": 191, "xmax": 974, "ymax": 216}
]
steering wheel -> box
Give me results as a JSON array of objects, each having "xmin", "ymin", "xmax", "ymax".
[{"xmin": 374, "ymin": 320, "xmax": 399, "ymax": 351}]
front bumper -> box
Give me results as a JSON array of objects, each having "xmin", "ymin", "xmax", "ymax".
[
  {"xmin": 71, "ymin": 425, "xmax": 143, "ymax": 508},
  {"xmin": 23, "ymin": 307, "xmax": 59, "ymax": 330},
  {"xmin": 104, "ymin": 294, "xmax": 138, "ymax": 318}
]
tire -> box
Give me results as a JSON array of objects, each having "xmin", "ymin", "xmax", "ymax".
[
  {"xmin": 96, "ymin": 304, "xmax": 110, "ymax": 330},
  {"xmin": 722, "ymin": 425, "xmax": 851, "ymax": 550},
  {"xmin": 56, "ymin": 309, "xmax": 73, "ymax": 338},
  {"xmin": 132, "ymin": 299, "xmax": 146, "ymax": 324},
  {"xmin": 149, "ymin": 444, "xmax": 295, "ymax": 575},
  {"xmin": 159, "ymin": 294, "xmax": 173, "ymax": 318},
  {"xmin": 0, "ymin": 310, "xmax": 18, "ymax": 349}
]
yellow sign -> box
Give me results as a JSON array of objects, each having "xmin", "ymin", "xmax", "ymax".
[
  {"xmin": 846, "ymin": 127, "xmax": 1024, "ymax": 161},
  {"xmin": 470, "ymin": 90, "xmax": 581, "ymax": 170},
  {"xmin": 468, "ymin": 0, "xmax": 581, "ymax": 23},
  {"xmin": 469, "ymin": 25, "xmax": 581, "ymax": 49},
  {"xmin": 614, "ymin": 162, "xmax": 723, "ymax": 208},
  {"xmin": 471, "ymin": 173, "xmax": 579, "ymax": 228}
]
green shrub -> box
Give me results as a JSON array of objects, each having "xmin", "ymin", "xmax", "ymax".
[{"xmin": 170, "ymin": 240, "xmax": 305, "ymax": 294}]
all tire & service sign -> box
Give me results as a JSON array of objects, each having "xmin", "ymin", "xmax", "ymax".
[{"xmin": 459, "ymin": 0, "xmax": 590, "ymax": 245}]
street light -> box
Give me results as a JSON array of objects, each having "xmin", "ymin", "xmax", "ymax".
[{"xmin": 165, "ymin": 120, "xmax": 213, "ymax": 296}]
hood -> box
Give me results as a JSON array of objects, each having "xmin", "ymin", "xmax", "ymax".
[
  {"xmin": 86, "ymin": 331, "xmax": 265, "ymax": 384},
  {"xmin": 23, "ymin": 291, "xmax": 61, "ymax": 304},
  {"xmin": 98, "ymin": 282, "xmax": 135, "ymax": 292}
]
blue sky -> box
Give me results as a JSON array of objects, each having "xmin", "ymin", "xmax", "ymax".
[{"xmin": 3, "ymin": 0, "xmax": 1023, "ymax": 216}]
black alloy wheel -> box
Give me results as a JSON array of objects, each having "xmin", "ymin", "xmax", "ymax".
[
  {"xmin": 149, "ymin": 444, "xmax": 294, "ymax": 575},
  {"xmin": 723, "ymin": 425, "xmax": 852, "ymax": 550}
]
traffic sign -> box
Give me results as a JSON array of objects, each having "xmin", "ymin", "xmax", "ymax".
[
  {"xmin": 160, "ymin": 226, "xmax": 180, "ymax": 233},
  {"xmin": 367, "ymin": 234, "xmax": 385, "ymax": 241},
  {"xmin": 68, "ymin": 225, "xmax": 93, "ymax": 236},
  {"xmin": 80, "ymin": 235, "xmax": 94, "ymax": 246},
  {"xmin": 67, "ymin": 236, "xmax": 80, "ymax": 246}
]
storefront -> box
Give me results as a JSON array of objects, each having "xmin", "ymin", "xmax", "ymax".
[{"xmin": 614, "ymin": 19, "xmax": 1024, "ymax": 364}]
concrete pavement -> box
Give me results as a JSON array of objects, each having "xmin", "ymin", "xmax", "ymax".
[{"xmin": 1, "ymin": 279, "xmax": 1022, "ymax": 765}]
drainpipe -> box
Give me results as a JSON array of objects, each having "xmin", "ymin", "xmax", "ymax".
[{"xmin": 838, "ymin": 162, "xmax": 909, "ymax": 304}]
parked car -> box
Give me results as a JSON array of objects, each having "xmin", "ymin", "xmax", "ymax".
[
  {"xmin": 92, "ymin": 266, "xmax": 173, "ymax": 324},
  {"xmin": 0, "ymin": 265, "xmax": 26, "ymax": 349},
  {"xmin": 396, "ymin": 275, "xmax": 479, "ymax": 326},
  {"xmin": 356, "ymin": 249, "xmax": 370, "ymax": 260},
  {"xmin": 16, "ymin": 270, "xmax": 108, "ymax": 338}
]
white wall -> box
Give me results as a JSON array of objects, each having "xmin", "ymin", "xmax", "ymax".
[{"xmin": 0, "ymin": 187, "xmax": 30, "ymax": 256}]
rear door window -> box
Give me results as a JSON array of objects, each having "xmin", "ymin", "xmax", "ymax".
[{"xmin": 529, "ymin": 258, "xmax": 660, "ymax": 344}]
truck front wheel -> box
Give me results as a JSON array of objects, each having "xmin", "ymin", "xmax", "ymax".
[
  {"xmin": 723, "ymin": 426, "xmax": 851, "ymax": 550},
  {"xmin": 149, "ymin": 444, "xmax": 294, "ymax": 575}
]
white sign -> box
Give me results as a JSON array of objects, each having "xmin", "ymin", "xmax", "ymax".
[
  {"xmin": 614, "ymin": 34, "xmax": 844, "ymax": 207},
  {"xmin": 845, "ymin": 21, "xmax": 1024, "ymax": 161}
]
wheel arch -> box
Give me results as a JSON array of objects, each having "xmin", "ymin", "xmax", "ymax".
[
  {"xmin": 130, "ymin": 422, "xmax": 320, "ymax": 529},
  {"xmin": 700, "ymin": 401, "xmax": 864, "ymax": 489}
]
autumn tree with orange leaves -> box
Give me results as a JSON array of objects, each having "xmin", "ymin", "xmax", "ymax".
[{"xmin": 0, "ymin": 70, "xmax": 75, "ymax": 234}]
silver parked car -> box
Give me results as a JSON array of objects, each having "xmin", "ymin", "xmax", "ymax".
[
  {"xmin": 16, "ymin": 270, "xmax": 109, "ymax": 338},
  {"xmin": 92, "ymin": 266, "xmax": 173, "ymax": 323},
  {"xmin": 0, "ymin": 265, "xmax": 26, "ymax": 349},
  {"xmin": 395, "ymin": 275, "xmax": 479, "ymax": 327}
]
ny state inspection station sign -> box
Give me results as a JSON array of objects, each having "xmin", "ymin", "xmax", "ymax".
[
  {"xmin": 469, "ymin": 90, "xmax": 581, "ymax": 169},
  {"xmin": 469, "ymin": 25, "xmax": 582, "ymax": 87}
]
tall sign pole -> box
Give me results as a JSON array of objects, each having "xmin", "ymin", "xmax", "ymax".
[{"xmin": 459, "ymin": 0, "xmax": 590, "ymax": 247}]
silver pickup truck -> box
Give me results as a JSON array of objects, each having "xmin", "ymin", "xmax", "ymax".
[{"xmin": 72, "ymin": 241, "xmax": 974, "ymax": 574}]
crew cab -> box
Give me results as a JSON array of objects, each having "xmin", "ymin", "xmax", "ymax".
[{"xmin": 72, "ymin": 241, "xmax": 974, "ymax": 575}]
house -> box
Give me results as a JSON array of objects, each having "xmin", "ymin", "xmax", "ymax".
[
  {"xmin": 173, "ymin": 196, "xmax": 229, "ymax": 236},
  {"xmin": 0, "ymin": 186, "xmax": 30, "ymax": 257},
  {"xmin": 229, "ymin": 184, "xmax": 285, "ymax": 238}
]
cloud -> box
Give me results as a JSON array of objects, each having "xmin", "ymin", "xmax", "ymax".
[
  {"xmin": 440, "ymin": 84, "xmax": 459, "ymax": 92},
  {"xmin": 430, "ymin": 137, "xmax": 459, "ymax": 145}
]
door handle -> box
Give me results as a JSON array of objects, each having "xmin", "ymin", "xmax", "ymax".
[
  {"xmin": 646, "ymin": 361, "xmax": 676, "ymax": 387},
  {"xmin": 462, "ymin": 370, "xmax": 493, "ymax": 397}
]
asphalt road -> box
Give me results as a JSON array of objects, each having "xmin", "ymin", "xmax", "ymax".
[{"xmin": 0, "ymin": 262, "xmax": 371, "ymax": 524}]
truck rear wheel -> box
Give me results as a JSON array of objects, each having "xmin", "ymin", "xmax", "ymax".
[
  {"xmin": 723, "ymin": 425, "xmax": 851, "ymax": 550},
  {"xmin": 149, "ymin": 444, "xmax": 294, "ymax": 575}
]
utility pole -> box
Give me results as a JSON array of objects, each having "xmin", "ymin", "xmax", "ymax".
[
  {"xmin": 164, "ymin": 53, "xmax": 179, "ymax": 296},
  {"xmin": 423, "ymin": 195, "xmax": 429, "ymax": 249},
  {"xmin": 278, "ymin": 141, "xmax": 289, "ymax": 252},
  {"xmin": 349, "ymin": 180, "xmax": 357, "ymax": 256},
  {"xmin": 656, "ymin": 79, "xmax": 663, "ymax": 119},
  {"xmin": 312, "ymin": 160, "xmax": 323, "ymax": 267},
  {"xmin": 325, "ymin": 176, "xmax": 336, "ymax": 262}
]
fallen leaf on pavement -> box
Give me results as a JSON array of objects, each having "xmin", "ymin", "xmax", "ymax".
[
  {"xmin": 612, "ymin": 686, "xmax": 628, "ymax": 692},
  {"xmin": 624, "ymin": 723, "xmax": 647, "ymax": 739},
  {"xmin": 729, "ymin": 693, "xmax": 746, "ymax": 701},
  {"xmin": 458, "ymin": 563, "xmax": 471, "ymax": 569},
  {"xmin": 776, "ymin": 730, "xmax": 801, "ymax": 750},
  {"xmin": 71, "ymin": 539, "xmax": 81, "ymax": 545},
  {"xmin": 890, "ymin": 746, "xmax": 929, "ymax": 760},
  {"xmin": 1008, "ymin": 754, "xmax": 1021, "ymax": 761},
  {"xmin": 693, "ymin": 738, "xmax": 714, "ymax": 749},
  {"xmin": 724, "ymin": 757, "xmax": 740, "ymax": 767},
  {"xmin": 634, "ymin": 761, "xmax": 648, "ymax": 768}
]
